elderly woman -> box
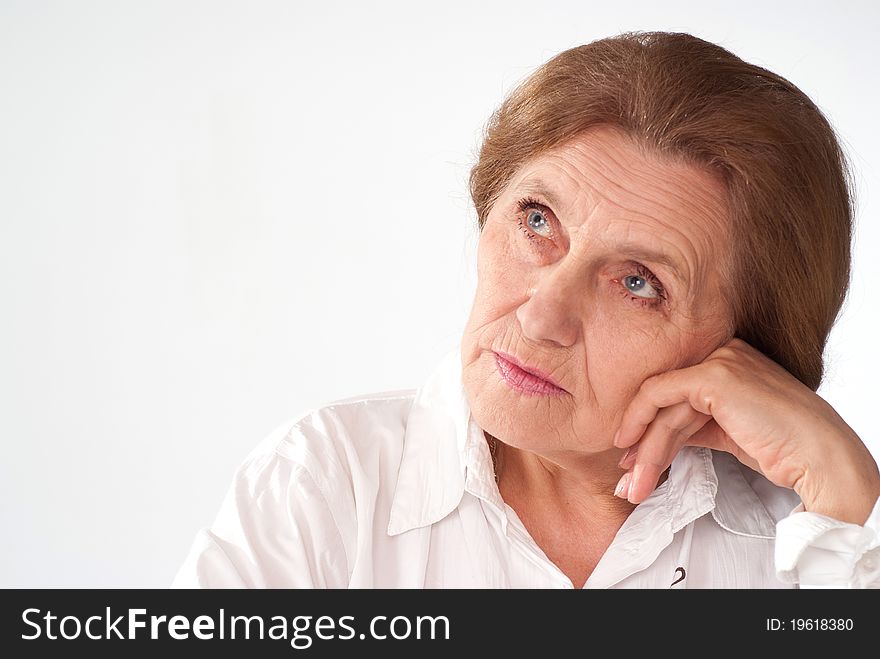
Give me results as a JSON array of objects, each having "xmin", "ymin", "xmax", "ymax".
[{"xmin": 173, "ymin": 31, "xmax": 880, "ymax": 588}]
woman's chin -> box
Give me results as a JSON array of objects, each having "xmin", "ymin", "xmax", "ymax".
[{"xmin": 470, "ymin": 401, "xmax": 611, "ymax": 457}]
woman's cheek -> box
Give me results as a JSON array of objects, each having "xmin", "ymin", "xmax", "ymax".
[
  {"xmin": 587, "ymin": 298, "xmax": 682, "ymax": 385},
  {"xmin": 474, "ymin": 235, "xmax": 525, "ymax": 308}
]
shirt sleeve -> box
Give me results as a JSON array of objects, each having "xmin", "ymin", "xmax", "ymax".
[
  {"xmin": 170, "ymin": 449, "xmax": 350, "ymax": 589},
  {"xmin": 774, "ymin": 494, "xmax": 880, "ymax": 588}
]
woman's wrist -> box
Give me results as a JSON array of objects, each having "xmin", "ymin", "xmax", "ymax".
[{"xmin": 795, "ymin": 432, "xmax": 880, "ymax": 525}]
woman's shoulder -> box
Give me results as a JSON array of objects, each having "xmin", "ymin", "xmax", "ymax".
[
  {"xmin": 176, "ymin": 390, "xmax": 419, "ymax": 588},
  {"xmin": 190, "ymin": 389, "xmax": 420, "ymax": 587},
  {"xmin": 245, "ymin": 389, "xmax": 416, "ymax": 458},
  {"xmin": 240, "ymin": 387, "xmax": 418, "ymax": 480}
]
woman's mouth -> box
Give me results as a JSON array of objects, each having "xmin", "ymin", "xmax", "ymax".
[{"xmin": 493, "ymin": 352, "xmax": 567, "ymax": 396}]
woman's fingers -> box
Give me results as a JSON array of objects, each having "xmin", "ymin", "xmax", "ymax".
[
  {"xmin": 613, "ymin": 365, "xmax": 715, "ymax": 450},
  {"xmin": 615, "ymin": 401, "xmax": 712, "ymax": 503},
  {"xmin": 686, "ymin": 419, "xmax": 764, "ymax": 475}
]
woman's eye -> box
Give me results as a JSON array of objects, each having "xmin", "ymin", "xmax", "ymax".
[
  {"xmin": 525, "ymin": 208, "xmax": 552, "ymax": 237},
  {"xmin": 622, "ymin": 273, "xmax": 660, "ymax": 299},
  {"xmin": 516, "ymin": 197, "xmax": 554, "ymax": 241}
]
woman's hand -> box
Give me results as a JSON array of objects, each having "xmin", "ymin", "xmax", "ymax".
[{"xmin": 613, "ymin": 337, "xmax": 880, "ymax": 525}]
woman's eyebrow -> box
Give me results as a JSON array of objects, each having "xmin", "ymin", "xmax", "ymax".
[{"xmin": 516, "ymin": 178, "xmax": 565, "ymax": 210}]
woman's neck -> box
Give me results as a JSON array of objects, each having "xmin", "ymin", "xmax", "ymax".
[
  {"xmin": 492, "ymin": 434, "xmax": 637, "ymax": 522},
  {"xmin": 488, "ymin": 431, "xmax": 652, "ymax": 588}
]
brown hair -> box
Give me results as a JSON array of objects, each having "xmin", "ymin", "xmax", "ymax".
[{"xmin": 468, "ymin": 31, "xmax": 854, "ymax": 391}]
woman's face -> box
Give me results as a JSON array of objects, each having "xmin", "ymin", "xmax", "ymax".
[{"xmin": 460, "ymin": 125, "xmax": 734, "ymax": 457}]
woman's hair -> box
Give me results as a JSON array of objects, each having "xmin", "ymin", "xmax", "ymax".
[{"xmin": 468, "ymin": 31, "xmax": 854, "ymax": 391}]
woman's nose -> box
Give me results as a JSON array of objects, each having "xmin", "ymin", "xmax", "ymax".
[{"xmin": 515, "ymin": 263, "xmax": 583, "ymax": 348}]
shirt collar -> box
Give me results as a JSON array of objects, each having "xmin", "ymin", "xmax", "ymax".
[
  {"xmin": 387, "ymin": 346, "xmax": 471, "ymax": 536},
  {"xmin": 387, "ymin": 344, "xmax": 785, "ymax": 542}
]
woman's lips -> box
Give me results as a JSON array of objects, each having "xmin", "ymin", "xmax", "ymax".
[{"xmin": 493, "ymin": 352, "xmax": 567, "ymax": 396}]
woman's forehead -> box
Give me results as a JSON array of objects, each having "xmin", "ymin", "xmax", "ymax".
[{"xmin": 510, "ymin": 127, "xmax": 729, "ymax": 231}]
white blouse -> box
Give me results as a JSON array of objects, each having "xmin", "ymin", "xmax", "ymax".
[{"xmin": 172, "ymin": 346, "xmax": 880, "ymax": 589}]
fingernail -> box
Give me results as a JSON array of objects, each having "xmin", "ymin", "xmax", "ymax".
[
  {"xmin": 618, "ymin": 446, "xmax": 636, "ymax": 468},
  {"xmin": 614, "ymin": 471, "xmax": 632, "ymax": 499},
  {"xmin": 630, "ymin": 463, "xmax": 648, "ymax": 503}
]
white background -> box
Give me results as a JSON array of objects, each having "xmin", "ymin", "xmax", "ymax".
[{"xmin": 1, "ymin": 0, "xmax": 878, "ymax": 587}]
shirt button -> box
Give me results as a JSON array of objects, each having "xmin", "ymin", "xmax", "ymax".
[{"xmin": 856, "ymin": 547, "xmax": 880, "ymax": 586}]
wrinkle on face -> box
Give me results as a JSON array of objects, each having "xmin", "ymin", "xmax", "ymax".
[{"xmin": 460, "ymin": 124, "xmax": 734, "ymax": 457}]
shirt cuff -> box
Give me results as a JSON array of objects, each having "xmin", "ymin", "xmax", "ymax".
[{"xmin": 775, "ymin": 494, "xmax": 880, "ymax": 588}]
